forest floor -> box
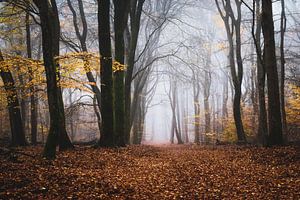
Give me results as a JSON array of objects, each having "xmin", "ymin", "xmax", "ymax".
[{"xmin": 0, "ymin": 144, "xmax": 300, "ymax": 199}]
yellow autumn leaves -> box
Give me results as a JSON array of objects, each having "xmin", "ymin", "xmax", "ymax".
[{"xmin": 0, "ymin": 52, "xmax": 127, "ymax": 97}]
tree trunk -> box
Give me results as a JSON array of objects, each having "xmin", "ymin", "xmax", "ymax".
[
  {"xmin": 252, "ymin": 0, "xmax": 268, "ymax": 145},
  {"xmin": 124, "ymin": 0, "xmax": 145, "ymax": 143},
  {"xmin": 132, "ymin": 98, "xmax": 143, "ymax": 144},
  {"xmin": 33, "ymin": 0, "xmax": 73, "ymax": 159},
  {"xmin": 215, "ymin": 0, "xmax": 246, "ymax": 143},
  {"xmin": 113, "ymin": 0, "xmax": 130, "ymax": 147},
  {"xmin": 250, "ymin": 43, "xmax": 258, "ymax": 134},
  {"xmin": 184, "ymin": 90, "xmax": 189, "ymax": 143},
  {"xmin": 262, "ymin": 0, "xmax": 283, "ymax": 145},
  {"xmin": 0, "ymin": 51, "xmax": 27, "ymax": 146},
  {"xmin": 176, "ymin": 92, "xmax": 183, "ymax": 142},
  {"xmin": 233, "ymin": 86, "xmax": 246, "ymax": 142},
  {"xmin": 280, "ymin": 0, "xmax": 287, "ymax": 138},
  {"xmin": 193, "ymin": 81, "xmax": 200, "ymax": 144},
  {"xmin": 170, "ymin": 115, "xmax": 175, "ymax": 144},
  {"xmin": 204, "ymin": 95, "xmax": 210, "ymax": 134},
  {"xmin": 169, "ymin": 80, "xmax": 183, "ymax": 144},
  {"xmin": 66, "ymin": 0, "xmax": 102, "ymax": 135},
  {"xmin": 222, "ymin": 74, "xmax": 228, "ymax": 132},
  {"xmin": 97, "ymin": 0, "xmax": 114, "ymax": 147},
  {"xmin": 26, "ymin": 12, "xmax": 37, "ymax": 145}
]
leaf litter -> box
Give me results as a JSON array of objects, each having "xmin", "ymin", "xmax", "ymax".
[{"xmin": 0, "ymin": 145, "xmax": 299, "ymax": 199}]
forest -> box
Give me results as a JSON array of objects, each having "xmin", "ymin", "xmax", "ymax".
[{"xmin": 0, "ymin": 0, "xmax": 299, "ymax": 199}]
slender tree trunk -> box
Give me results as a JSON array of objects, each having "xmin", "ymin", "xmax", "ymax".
[
  {"xmin": 124, "ymin": 0, "xmax": 145, "ymax": 143},
  {"xmin": 203, "ymin": 57, "xmax": 212, "ymax": 134},
  {"xmin": 97, "ymin": 0, "xmax": 114, "ymax": 147},
  {"xmin": 262, "ymin": 0, "xmax": 283, "ymax": 145},
  {"xmin": 234, "ymin": 5, "xmax": 246, "ymax": 142},
  {"xmin": 172, "ymin": 101, "xmax": 183, "ymax": 144},
  {"xmin": 68, "ymin": 89, "xmax": 75, "ymax": 141},
  {"xmin": 222, "ymin": 74, "xmax": 228, "ymax": 132},
  {"xmin": 257, "ymin": 67, "xmax": 268, "ymax": 145},
  {"xmin": 212, "ymin": 95, "xmax": 216, "ymax": 134},
  {"xmin": 0, "ymin": 51, "xmax": 27, "ymax": 146},
  {"xmin": 233, "ymin": 86, "xmax": 246, "ymax": 142},
  {"xmin": 280, "ymin": 0, "xmax": 287, "ymax": 138},
  {"xmin": 215, "ymin": 0, "xmax": 246, "ymax": 143},
  {"xmin": 204, "ymin": 95, "xmax": 210, "ymax": 134},
  {"xmin": 251, "ymin": 0, "xmax": 268, "ymax": 145},
  {"xmin": 170, "ymin": 115, "xmax": 175, "ymax": 144},
  {"xmin": 26, "ymin": 12, "xmax": 37, "ymax": 145},
  {"xmin": 66, "ymin": 0, "xmax": 102, "ymax": 134},
  {"xmin": 250, "ymin": 43, "xmax": 258, "ymax": 133},
  {"xmin": 169, "ymin": 80, "xmax": 183, "ymax": 144},
  {"xmin": 176, "ymin": 91, "xmax": 183, "ymax": 142},
  {"xmin": 193, "ymin": 82, "xmax": 200, "ymax": 144},
  {"xmin": 184, "ymin": 90, "xmax": 189, "ymax": 143},
  {"xmin": 92, "ymin": 95, "xmax": 101, "ymax": 138}
]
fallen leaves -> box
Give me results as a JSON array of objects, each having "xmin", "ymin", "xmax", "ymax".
[{"xmin": 0, "ymin": 145, "xmax": 299, "ymax": 199}]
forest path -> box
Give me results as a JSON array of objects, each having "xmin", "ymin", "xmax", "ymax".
[{"xmin": 0, "ymin": 145, "xmax": 299, "ymax": 199}]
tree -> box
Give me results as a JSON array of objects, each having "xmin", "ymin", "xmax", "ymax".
[
  {"xmin": 124, "ymin": 0, "xmax": 146, "ymax": 143},
  {"xmin": 242, "ymin": 0, "xmax": 268, "ymax": 145},
  {"xmin": 280, "ymin": 0, "xmax": 287, "ymax": 137},
  {"xmin": 32, "ymin": 0, "xmax": 74, "ymax": 158},
  {"xmin": 254, "ymin": 0, "xmax": 268, "ymax": 145},
  {"xmin": 25, "ymin": 11, "xmax": 37, "ymax": 145},
  {"xmin": 113, "ymin": 0, "xmax": 130, "ymax": 146},
  {"xmin": 215, "ymin": 0, "xmax": 247, "ymax": 142},
  {"xmin": 0, "ymin": 51, "xmax": 27, "ymax": 146},
  {"xmin": 199, "ymin": 46, "xmax": 212, "ymax": 136},
  {"xmin": 65, "ymin": 0, "xmax": 102, "ymax": 135},
  {"xmin": 167, "ymin": 77, "xmax": 183, "ymax": 144},
  {"xmin": 261, "ymin": 0, "xmax": 283, "ymax": 145},
  {"xmin": 193, "ymin": 76, "xmax": 201, "ymax": 144},
  {"xmin": 97, "ymin": 0, "xmax": 114, "ymax": 147}
]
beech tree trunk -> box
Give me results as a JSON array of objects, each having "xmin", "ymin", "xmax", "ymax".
[
  {"xmin": 193, "ymin": 80, "xmax": 200, "ymax": 144},
  {"xmin": 215, "ymin": 0, "xmax": 246, "ymax": 143},
  {"xmin": 249, "ymin": 0, "xmax": 268, "ymax": 145},
  {"xmin": 261, "ymin": 0, "xmax": 283, "ymax": 145},
  {"xmin": 113, "ymin": 0, "xmax": 130, "ymax": 147},
  {"xmin": 222, "ymin": 73, "xmax": 228, "ymax": 131},
  {"xmin": 203, "ymin": 71, "xmax": 211, "ymax": 134},
  {"xmin": 26, "ymin": 12, "xmax": 37, "ymax": 145},
  {"xmin": 97, "ymin": 0, "xmax": 114, "ymax": 147},
  {"xmin": 33, "ymin": 0, "xmax": 73, "ymax": 159},
  {"xmin": 124, "ymin": 0, "xmax": 145, "ymax": 143},
  {"xmin": 169, "ymin": 80, "xmax": 183, "ymax": 144},
  {"xmin": 0, "ymin": 51, "xmax": 27, "ymax": 146},
  {"xmin": 280, "ymin": 0, "xmax": 287, "ymax": 137}
]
